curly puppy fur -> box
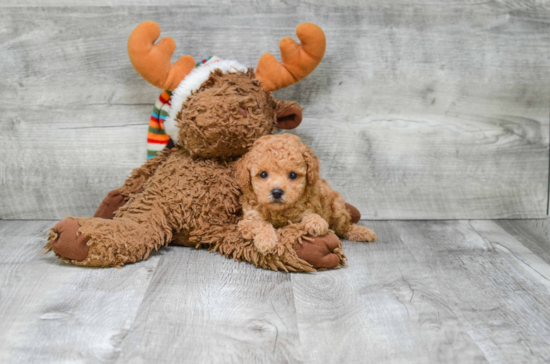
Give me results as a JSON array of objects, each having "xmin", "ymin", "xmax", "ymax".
[
  {"xmin": 45, "ymin": 70, "xmax": 346, "ymax": 271},
  {"xmin": 236, "ymin": 134, "xmax": 377, "ymax": 254}
]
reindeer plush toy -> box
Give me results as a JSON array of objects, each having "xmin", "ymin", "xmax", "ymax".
[{"xmin": 44, "ymin": 21, "xmax": 362, "ymax": 271}]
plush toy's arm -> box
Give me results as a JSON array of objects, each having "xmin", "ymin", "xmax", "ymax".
[
  {"xmin": 118, "ymin": 147, "xmax": 173, "ymax": 198},
  {"xmin": 93, "ymin": 147, "xmax": 174, "ymax": 219}
]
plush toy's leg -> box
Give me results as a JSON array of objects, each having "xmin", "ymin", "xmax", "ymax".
[
  {"xmin": 295, "ymin": 233, "xmax": 346, "ymax": 269},
  {"xmin": 45, "ymin": 210, "xmax": 174, "ymax": 267},
  {"xmin": 92, "ymin": 148, "xmax": 174, "ymax": 220},
  {"xmin": 291, "ymin": 204, "xmax": 359, "ymax": 269},
  {"xmin": 208, "ymin": 223, "xmax": 345, "ymax": 272},
  {"xmin": 46, "ymin": 186, "xmax": 179, "ymax": 267},
  {"xmin": 45, "ymin": 216, "xmax": 346, "ymax": 270}
]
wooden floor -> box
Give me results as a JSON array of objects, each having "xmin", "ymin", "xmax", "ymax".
[{"xmin": 1, "ymin": 219, "xmax": 550, "ymax": 363}]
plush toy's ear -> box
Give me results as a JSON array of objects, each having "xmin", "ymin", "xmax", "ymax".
[
  {"xmin": 275, "ymin": 101, "xmax": 303, "ymax": 129},
  {"xmin": 302, "ymin": 147, "xmax": 320, "ymax": 186},
  {"xmin": 235, "ymin": 154, "xmax": 252, "ymax": 189}
]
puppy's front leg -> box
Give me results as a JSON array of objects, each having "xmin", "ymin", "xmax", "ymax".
[
  {"xmin": 238, "ymin": 210, "xmax": 278, "ymax": 255},
  {"xmin": 300, "ymin": 214, "xmax": 330, "ymax": 236}
]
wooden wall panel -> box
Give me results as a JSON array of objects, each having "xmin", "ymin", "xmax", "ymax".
[{"xmin": 0, "ymin": 2, "xmax": 548, "ymax": 219}]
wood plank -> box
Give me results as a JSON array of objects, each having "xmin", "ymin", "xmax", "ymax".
[
  {"xmin": 495, "ymin": 219, "xmax": 550, "ymax": 266},
  {"xmin": 0, "ymin": 105, "xmax": 150, "ymax": 219},
  {"xmin": 2, "ymin": 0, "xmax": 550, "ymax": 8},
  {"xmin": 3, "ymin": 219, "xmax": 550, "ymax": 363},
  {"xmin": 391, "ymin": 220, "xmax": 550, "ymax": 364},
  {"xmin": 116, "ymin": 246, "xmax": 302, "ymax": 363},
  {"xmin": 470, "ymin": 220, "xmax": 550, "ymax": 288},
  {"xmin": 0, "ymin": 220, "xmax": 161, "ymax": 363},
  {"xmin": 295, "ymin": 114, "xmax": 547, "ymax": 219},
  {"xmin": 0, "ymin": 4, "xmax": 548, "ymax": 219},
  {"xmin": 291, "ymin": 220, "xmax": 487, "ymax": 364}
]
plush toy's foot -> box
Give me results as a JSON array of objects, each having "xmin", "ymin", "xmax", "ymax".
[
  {"xmin": 171, "ymin": 229, "xmax": 196, "ymax": 247},
  {"xmin": 46, "ymin": 219, "xmax": 90, "ymax": 261},
  {"xmin": 295, "ymin": 232, "xmax": 346, "ymax": 269},
  {"xmin": 345, "ymin": 203, "xmax": 361, "ymax": 224},
  {"xmin": 45, "ymin": 216, "xmax": 168, "ymax": 267},
  {"xmin": 93, "ymin": 189, "xmax": 127, "ymax": 219}
]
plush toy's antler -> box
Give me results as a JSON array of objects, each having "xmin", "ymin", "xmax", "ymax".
[
  {"xmin": 255, "ymin": 23, "xmax": 326, "ymax": 92},
  {"xmin": 128, "ymin": 21, "xmax": 195, "ymax": 90}
]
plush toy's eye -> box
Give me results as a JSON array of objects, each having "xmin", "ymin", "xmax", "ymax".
[
  {"xmin": 289, "ymin": 172, "xmax": 297, "ymax": 180},
  {"xmin": 260, "ymin": 171, "xmax": 268, "ymax": 178}
]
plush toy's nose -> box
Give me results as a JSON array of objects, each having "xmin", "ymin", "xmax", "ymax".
[{"xmin": 271, "ymin": 189, "xmax": 284, "ymax": 200}]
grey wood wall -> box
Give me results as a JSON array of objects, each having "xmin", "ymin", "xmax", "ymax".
[{"xmin": 0, "ymin": 1, "xmax": 548, "ymax": 219}]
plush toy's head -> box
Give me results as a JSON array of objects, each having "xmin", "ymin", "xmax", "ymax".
[
  {"xmin": 236, "ymin": 134, "xmax": 320, "ymax": 212},
  {"xmin": 173, "ymin": 67, "xmax": 300, "ymax": 158},
  {"xmin": 128, "ymin": 21, "xmax": 325, "ymax": 158}
]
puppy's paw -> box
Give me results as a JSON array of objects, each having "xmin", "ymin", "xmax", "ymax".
[
  {"xmin": 253, "ymin": 227, "xmax": 279, "ymax": 255},
  {"xmin": 238, "ymin": 219, "xmax": 258, "ymax": 240},
  {"xmin": 346, "ymin": 224, "xmax": 377, "ymax": 242},
  {"xmin": 301, "ymin": 214, "xmax": 330, "ymax": 236}
]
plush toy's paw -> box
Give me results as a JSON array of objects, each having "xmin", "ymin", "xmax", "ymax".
[
  {"xmin": 346, "ymin": 224, "xmax": 377, "ymax": 242},
  {"xmin": 171, "ymin": 229, "xmax": 196, "ymax": 247},
  {"xmin": 253, "ymin": 227, "xmax": 279, "ymax": 255},
  {"xmin": 295, "ymin": 232, "xmax": 345, "ymax": 269},
  {"xmin": 301, "ymin": 214, "xmax": 329, "ymax": 236},
  {"xmin": 345, "ymin": 203, "xmax": 361, "ymax": 224},
  {"xmin": 47, "ymin": 219, "xmax": 90, "ymax": 260},
  {"xmin": 94, "ymin": 189, "xmax": 127, "ymax": 219}
]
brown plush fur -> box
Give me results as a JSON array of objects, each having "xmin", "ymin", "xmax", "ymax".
[
  {"xmin": 176, "ymin": 69, "xmax": 276, "ymax": 158},
  {"xmin": 45, "ymin": 70, "xmax": 345, "ymax": 271},
  {"xmin": 236, "ymin": 134, "xmax": 377, "ymax": 254}
]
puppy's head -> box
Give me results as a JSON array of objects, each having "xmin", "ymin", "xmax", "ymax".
[{"xmin": 236, "ymin": 133, "xmax": 320, "ymax": 211}]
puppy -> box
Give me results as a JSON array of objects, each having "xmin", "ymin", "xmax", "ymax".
[{"xmin": 236, "ymin": 133, "xmax": 377, "ymax": 255}]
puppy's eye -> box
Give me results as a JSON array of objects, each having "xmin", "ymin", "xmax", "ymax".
[
  {"xmin": 260, "ymin": 171, "xmax": 268, "ymax": 178},
  {"xmin": 289, "ymin": 172, "xmax": 297, "ymax": 180}
]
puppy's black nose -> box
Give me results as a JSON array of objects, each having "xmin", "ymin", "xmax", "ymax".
[{"xmin": 271, "ymin": 189, "xmax": 284, "ymax": 200}]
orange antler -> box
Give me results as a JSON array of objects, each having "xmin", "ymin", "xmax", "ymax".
[
  {"xmin": 255, "ymin": 23, "xmax": 326, "ymax": 92},
  {"xmin": 128, "ymin": 21, "xmax": 195, "ymax": 90}
]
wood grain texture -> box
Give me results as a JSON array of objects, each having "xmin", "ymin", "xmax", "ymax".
[
  {"xmin": 291, "ymin": 220, "xmax": 488, "ymax": 363},
  {"xmin": 2, "ymin": 0, "xmax": 550, "ymax": 8},
  {"xmin": 3, "ymin": 219, "xmax": 550, "ymax": 363},
  {"xmin": 496, "ymin": 219, "xmax": 550, "ymax": 265},
  {"xmin": 0, "ymin": 2, "xmax": 548, "ymax": 219},
  {"xmin": 392, "ymin": 220, "xmax": 550, "ymax": 364},
  {"xmin": 117, "ymin": 246, "xmax": 302, "ymax": 363},
  {"xmin": 0, "ymin": 220, "xmax": 161, "ymax": 363}
]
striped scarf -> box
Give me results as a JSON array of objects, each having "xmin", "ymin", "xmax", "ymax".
[
  {"xmin": 146, "ymin": 90, "xmax": 172, "ymax": 159},
  {"xmin": 146, "ymin": 57, "xmax": 216, "ymax": 159}
]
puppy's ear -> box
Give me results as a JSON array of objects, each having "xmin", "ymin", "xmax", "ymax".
[
  {"xmin": 236, "ymin": 153, "xmax": 252, "ymax": 189},
  {"xmin": 274, "ymin": 100, "xmax": 303, "ymax": 129},
  {"xmin": 303, "ymin": 147, "xmax": 320, "ymax": 186}
]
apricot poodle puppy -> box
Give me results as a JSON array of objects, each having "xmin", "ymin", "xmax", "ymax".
[{"xmin": 236, "ymin": 133, "xmax": 377, "ymax": 255}]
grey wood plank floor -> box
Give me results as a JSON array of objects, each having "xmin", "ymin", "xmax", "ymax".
[{"xmin": 1, "ymin": 219, "xmax": 550, "ymax": 364}]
